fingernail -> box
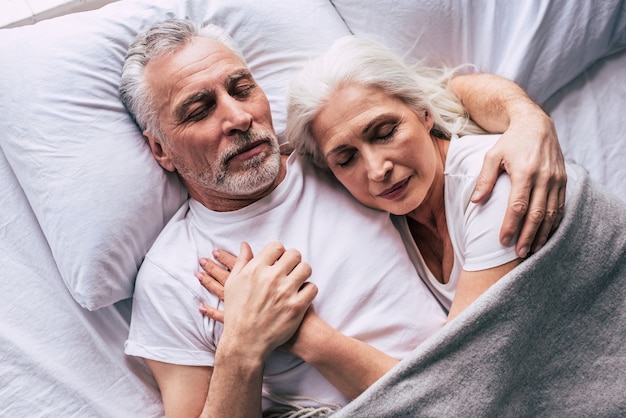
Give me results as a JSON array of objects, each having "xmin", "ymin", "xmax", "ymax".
[
  {"xmin": 195, "ymin": 272, "xmax": 203, "ymax": 281},
  {"xmin": 212, "ymin": 250, "xmax": 220, "ymax": 258},
  {"xmin": 471, "ymin": 190, "xmax": 481, "ymax": 201},
  {"xmin": 501, "ymin": 235, "xmax": 511, "ymax": 246},
  {"xmin": 199, "ymin": 258, "xmax": 207, "ymax": 266},
  {"xmin": 518, "ymin": 247, "xmax": 529, "ymax": 258}
]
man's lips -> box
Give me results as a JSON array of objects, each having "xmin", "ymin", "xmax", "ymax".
[
  {"xmin": 227, "ymin": 140, "xmax": 268, "ymax": 162},
  {"xmin": 377, "ymin": 177, "xmax": 410, "ymax": 199}
]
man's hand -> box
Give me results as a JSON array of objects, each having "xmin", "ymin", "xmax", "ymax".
[
  {"xmin": 472, "ymin": 105, "xmax": 566, "ymax": 258},
  {"xmin": 450, "ymin": 73, "xmax": 567, "ymax": 258},
  {"xmin": 200, "ymin": 242, "xmax": 317, "ymax": 359}
]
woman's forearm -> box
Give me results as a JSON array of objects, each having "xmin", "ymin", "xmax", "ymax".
[{"xmin": 287, "ymin": 313, "xmax": 399, "ymax": 400}]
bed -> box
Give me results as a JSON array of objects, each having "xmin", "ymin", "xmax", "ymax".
[{"xmin": 0, "ymin": 0, "xmax": 624, "ymax": 416}]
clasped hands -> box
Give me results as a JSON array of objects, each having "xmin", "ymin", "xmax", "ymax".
[{"xmin": 196, "ymin": 242, "xmax": 319, "ymax": 359}]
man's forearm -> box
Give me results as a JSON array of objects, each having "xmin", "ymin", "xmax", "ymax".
[
  {"xmin": 450, "ymin": 72, "xmax": 547, "ymax": 134},
  {"xmin": 202, "ymin": 338, "xmax": 264, "ymax": 418}
]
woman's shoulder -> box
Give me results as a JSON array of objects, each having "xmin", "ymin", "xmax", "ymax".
[{"xmin": 446, "ymin": 134, "xmax": 501, "ymax": 175}]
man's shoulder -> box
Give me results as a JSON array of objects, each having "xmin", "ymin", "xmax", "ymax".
[{"xmin": 139, "ymin": 200, "xmax": 198, "ymax": 283}]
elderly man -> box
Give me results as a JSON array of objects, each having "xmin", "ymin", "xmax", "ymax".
[{"xmin": 121, "ymin": 19, "xmax": 565, "ymax": 417}]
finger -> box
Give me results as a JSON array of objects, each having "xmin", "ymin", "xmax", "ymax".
[
  {"xmin": 230, "ymin": 241, "xmax": 254, "ymax": 275},
  {"xmin": 199, "ymin": 257, "xmax": 230, "ymax": 286},
  {"xmin": 530, "ymin": 182, "xmax": 565, "ymax": 253},
  {"xmin": 499, "ymin": 175, "xmax": 531, "ymax": 247},
  {"xmin": 196, "ymin": 271, "xmax": 225, "ymax": 300},
  {"xmin": 514, "ymin": 184, "xmax": 547, "ymax": 258},
  {"xmin": 274, "ymin": 248, "xmax": 306, "ymax": 276},
  {"xmin": 212, "ymin": 249, "xmax": 237, "ymax": 271},
  {"xmin": 551, "ymin": 184, "xmax": 566, "ymax": 234},
  {"xmin": 296, "ymin": 282, "xmax": 318, "ymax": 306},
  {"xmin": 471, "ymin": 151, "xmax": 501, "ymax": 203},
  {"xmin": 253, "ymin": 241, "xmax": 287, "ymax": 267},
  {"xmin": 199, "ymin": 305, "xmax": 224, "ymax": 323},
  {"xmin": 289, "ymin": 261, "xmax": 313, "ymax": 284}
]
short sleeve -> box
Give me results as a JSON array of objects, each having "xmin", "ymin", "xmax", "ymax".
[
  {"xmin": 462, "ymin": 174, "xmax": 519, "ymax": 271},
  {"xmin": 125, "ymin": 256, "xmax": 221, "ymax": 366}
]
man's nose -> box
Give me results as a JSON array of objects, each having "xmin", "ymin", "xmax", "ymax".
[{"xmin": 221, "ymin": 96, "xmax": 253, "ymax": 135}]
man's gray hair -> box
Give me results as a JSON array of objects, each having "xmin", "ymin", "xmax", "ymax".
[
  {"xmin": 285, "ymin": 36, "xmax": 485, "ymax": 170},
  {"xmin": 120, "ymin": 18, "xmax": 244, "ymax": 140}
]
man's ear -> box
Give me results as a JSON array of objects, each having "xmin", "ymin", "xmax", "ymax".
[{"xmin": 144, "ymin": 130, "xmax": 175, "ymax": 172}]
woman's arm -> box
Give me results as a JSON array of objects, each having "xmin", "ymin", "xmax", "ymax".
[
  {"xmin": 447, "ymin": 258, "xmax": 522, "ymax": 322},
  {"xmin": 450, "ymin": 73, "xmax": 567, "ymax": 258},
  {"xmin": 283, "ymin": 308, "xmax": 399, "ymax": 400}
]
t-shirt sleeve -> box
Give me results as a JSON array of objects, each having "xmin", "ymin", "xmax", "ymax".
[
  {"xmin": 125, "ymin": 256, "xmax": 220, "ymax": 366},
  {"xmin": 462, "ymin": 173, "xmax": 519, "ymax": 271}
]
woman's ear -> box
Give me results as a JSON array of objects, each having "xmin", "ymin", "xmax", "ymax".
[
  {"xmin": 144, "ymin": 130, "xmax": 175, "ymax": 172},
  {"xmin": 424, "ymin": 110, "xmax": 435, "ymax": 132}
]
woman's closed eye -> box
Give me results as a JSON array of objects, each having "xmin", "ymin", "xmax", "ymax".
[
  {"xmin": 331, "ymin": 149, "xmax": 358, "ymax": 169},
  {"xmin": 374, "ymin": 123, "xmax": 398, "ymax": 142}
]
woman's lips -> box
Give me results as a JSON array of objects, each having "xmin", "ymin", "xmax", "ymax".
[{"xmin": 377, "ymin": 177, "xmax": 410, "ymax": 199}]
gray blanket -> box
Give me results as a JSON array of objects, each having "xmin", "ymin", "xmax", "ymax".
[{"xmin": 334, "ymin": 165, "xmax": 626, "ymax": 417}]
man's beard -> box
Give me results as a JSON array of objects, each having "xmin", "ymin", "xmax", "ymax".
[{"xmin": 175, "ymin": 128, "xmax": 281, "ymax": 197}]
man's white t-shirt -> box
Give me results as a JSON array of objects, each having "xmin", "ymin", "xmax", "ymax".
[
  {"xmin": 126, "ymin": 153, "xmax": 446, "ymax": 410},
  {"xmin": 394, "ymin": 134, "xmax": 519, "ymax": 310}
]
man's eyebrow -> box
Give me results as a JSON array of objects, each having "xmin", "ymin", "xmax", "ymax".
[
  {"xmin": 227, "ymin": 69, "xmax": 254, "ymax": 86},
  {"xmin": 175, "ymin": 89, "xmax": 215, "ymax": 122}
]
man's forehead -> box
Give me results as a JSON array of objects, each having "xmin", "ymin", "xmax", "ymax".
[
  {"xmin": 146, "ymin": 36, "xmax": 251, "ymax": 106},
  {"xmin": 156, "ymin": 37, "xmax": 245, "ymax": 77}
]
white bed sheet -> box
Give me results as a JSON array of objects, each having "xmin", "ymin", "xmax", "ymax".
[
  {"xmin": 546, "ymin": 48, "xmax": 626, "ymax": 202},
  {"xmin": 0, "ymin": 147, "xmax": 163, "ymax": 416}
]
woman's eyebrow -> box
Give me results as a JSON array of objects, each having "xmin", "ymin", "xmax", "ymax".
[{"xmin": 362, "ymin": 113, "xmax": 395, "ymax": 134}]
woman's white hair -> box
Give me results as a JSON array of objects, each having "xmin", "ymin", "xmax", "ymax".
[
  {"xmin": 285, "ymin": 36, "xmax": 485, "ymax": 170},
  {"xmin": 119, "ymin": 18, "xmax": 244, "ymax": 142}
]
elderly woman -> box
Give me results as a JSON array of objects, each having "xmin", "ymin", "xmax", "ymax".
[
  {"xmin": 279, "ymin": 37, "xmax": 626, "ymax": 416},
  {"xmin": 285, "ymin": 36, "xmax": 567, "ymax": 319}
]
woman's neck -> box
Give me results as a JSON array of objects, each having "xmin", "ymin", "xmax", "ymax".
[{"xmin": 406, "ymin": 137, "xmax": 453, "ymax": 283}]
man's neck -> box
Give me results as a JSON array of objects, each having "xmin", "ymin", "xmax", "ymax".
[{"xmin": 188, "ymin": 154, "xmax": 289, "ymax": 212}]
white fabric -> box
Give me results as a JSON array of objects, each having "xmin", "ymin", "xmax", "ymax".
[
  {"xmin": 0, "ymin": 146, "xmax": 164, "ymax": 417},
  {"xmin": 445, "ymin": 135, "xmax": 519, "ymax": 272},
  {"xmin": 331, "ymin": 0, "xmax": 626, "ymax": 104},
  {"xmin": 126, "ymin": 154, "xmax": 447, "ymax": 410},
  {"xmin": 545, "ymin": 48, "xmax": 626, "ymax": 203}
]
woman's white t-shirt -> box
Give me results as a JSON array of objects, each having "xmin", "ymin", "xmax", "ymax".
[{"xmin": 393, "ymin": 134, "xmax": 519, "ymax": 310}]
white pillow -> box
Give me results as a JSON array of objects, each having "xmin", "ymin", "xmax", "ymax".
[
  {"xmin": 332, "ymin": 0, "xmax": 626, "ymax": 103},
  {"xmin": 0, "ymin": 0, "xmax": 349, "ymax": 310}
]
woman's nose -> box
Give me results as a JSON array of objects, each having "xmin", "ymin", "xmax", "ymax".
[{"xmin": 366, "ymin": 154, "xmax": 392, "ymax": 182}]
